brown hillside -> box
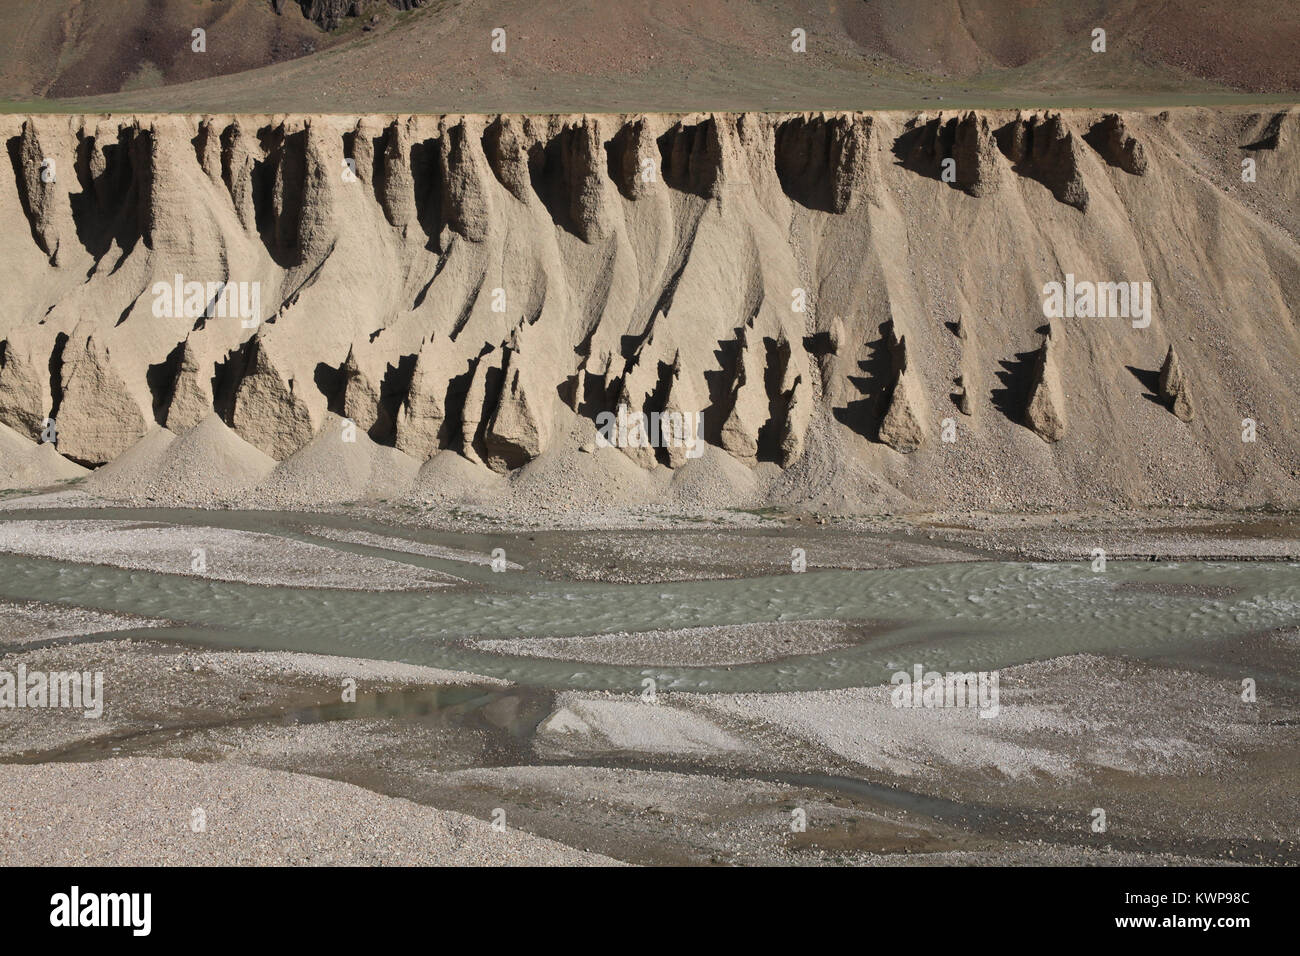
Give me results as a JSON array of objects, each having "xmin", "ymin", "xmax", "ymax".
[{"xmin": 0, "ymin": 2, "xmax": 1296, "ymax": 113}]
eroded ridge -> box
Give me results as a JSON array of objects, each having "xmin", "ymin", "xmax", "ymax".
[{"xmin": 1, "ymin": 108, "xmax": 1297, "ymax": 509}]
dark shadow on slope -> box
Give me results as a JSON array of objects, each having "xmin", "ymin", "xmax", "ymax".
[
  {"xmin": 755, "ymin": 336, "xmax": 791, "ymax": 462},
  {"xmin": 1082, "ymin": 121, "xmax": 1117, "ymax": 169},
  {"xmin": 190, "ymin": 123, "xmax": 214, "ymax": 175},
  {"xmin": 448, "ymin": 262, "xmax": 485, "ymax": 342},
  {"xmin": 832, "ymin": 320, "xmax": 894, "ymax": 439},
  {"xmin": 465, "ymin": 356, "xmax": 505, "ymax": 463},
  {"xmin": 890, "ymin": 118, "xmax": 958, "ymax": 189},
  {"xmin": 991, "ymin": 348, "xmax": 1038, "ymax": 425},
  {"xmin": 648, "ymin": 358, "xmax": 676, "ymax": 466},
  {"xmin": 438, "ymin": 355, "xmax": 480, "ymax": 454},
  {"xmin": 212, "ymin": 340, "xmax": 254, "ymax": 423},
  {"xmin": 702, "ymin": 334, "xmax": 742, "ymax": 445},
  {"xmin": 576, "ymin": 365, "xmax": 613, "ymax": 422},
  {"xmin": 1126, "ymin": 364, "xmax": 1168, "ymax": 410},
  {"xmin": 372, "ymin": 353, "xmax": 418, "ymax": 444},
  {"xmin": 774, "ymin": 116, "xmax": 838, "ymax": 211},
  {"xmin": 803, "ymin": 330, "xmax": 835, "ymax": 356},
  {"xmin": 68, "ymin": 127, "xmax": 144, "ymax": 262},
  {"xmin": 146, "ymin": 340, "xmax": 186, "ymax": 426},
  {"xmin": 251, "ymin": 125, "xmax": 308, "ymax": 268},
  {"xmin": 412, "ymin": 248, "xmax": 452, "ymax": 310},
  {"xmin": 1242, "ymin": 112, "xmax": 1286, "ymax": 151},
  {"xmin": 949, "ymin": 375, "xmax": 967, "ymax": 414},
  {"xmin": 314, "ymin": 361, "xmax": 346, "ymax": 416},
  {"xmin": 410, "ymin": 135, "xmax": 443, "ymax": 251},
  {"xmin": 368, "ymin": 125, "xmax": 391, "ymax": 213},
  {"xmin": 47, "ymin": 332, "xmax": 68, "ymax": 422},
  {"xmin": 656, "ymin": 119, "xmax": 721, "ymax": 199},
  {"xmin": 993, "ymin": 119, "xmax": 1082, "ymax": 208},
  {"xmin": 604, "ymin": 122, "xmax": 642, "ymax": 202},
  {"xmin": 526, "ymin": 129, "xmax": 585, "ymax": 240}
]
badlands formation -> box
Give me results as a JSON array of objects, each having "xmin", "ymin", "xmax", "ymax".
[{"xmin": 1, "ymin": 107, "xmax": 1298, "ymax": 512}]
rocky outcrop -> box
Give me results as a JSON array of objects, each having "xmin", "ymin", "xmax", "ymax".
[
  {"xmin": 0, "ymin": 330, "xmax": 54, "ymax": 440},
  {"xmin": 57, "ymin": 334, "xmax": 148, "ymax": 465},
  {"xmin": 243, "ymin": 119, "xmax": 333, "ymax": 263},
  {"xmin": 394, "ymin": 335, "xmax": 460, "ymax": 458},
  {"xmin": 482, "ymin": 116, "xmax": 533, "ymax": 202},
  {"xmin": 440, "ymin": 119, "xmax": 493, "ymax": 242},
  {"xmin": 828, "ymin": 317, "xmax": 846, "ymax": 355},
  {"xmin": 1025, "ymin": 328, "xmax": 1066, "ymax": 442},
  {"xmin": 459, "ymin": 347, "xmax": 504, "ymax": 464},
  {"xmin": 900, "ymin": 111, "xmax": 999, "ymax": 197},
  {"xmin": 953, "ymin": 373, "xmax": 973, "ymax": 416},
  {"xmin": 659, "ymin": 117, "xmax": 725, "ymax": 199},
  {"xmin": 143, "ymin": 116, "xmax": 232, "ymax": 257},
  {"xmin": 483, "ymin": 341, "xmax": 551, "ymax": 472},
  {"xmin": 220, "ymin": 119, "xmax": 260, "ymax": 231},
  {"xmin": 563, "ymin": 119, "xmax": 614, "ymax": 242},
  {"xmin": 1087, "ymin": 114, "xmax": 1149, "ymax": 175},
  {"xmin": 296, "ymin": 119, "xmax": 338, "ymax": 260},
  {"xmin": 340, "ymin": 343, "xmax": 387, "ymax": 437},
  {"xmin": 951, "ymin": 111, "xmax": 1001, "ymax": 196},
  {"xmin": 768, "ymin": 330, "xmax": 811, "ymax": 466},
  {"xmin": 165, "ymin": 338, "xmax": 214, "ymax": 431},
  {"xmin": 274, "ymin": 1, "xmax": 436, "ymax": 31},
  {"xmin": 278, "ymin": 1, "xmax": 361, "ymax": 31},
  {"xmin": 611, "ymin": 341, "xmax": 661, "ymax": 469},
  {"xmin": 12, "ymin": 121, "xmax": 60, "ymax": 260},
  {"xmin": 877, "ymin": 331, "xmax": 926, "ymax": 453},
  {"xmin": 1001, "ymin": 112, "xmax": 1089, "ymax": 211},
  {"xmin": 2, "ymin": 108, "xmax": 1296, "ymax": 509},
  {"xmin": 1243, "ymin": 110, "xmax": 1295, "ymax": 151},
  {"xmin": 231, "ymin": 334, "xmax": 317, "ymax": 459},
  {"xmin": 779, "ymin": 374, "xmax": 811, "ymax": 464},
  {"xmin": 775, "ymin": 114, "xmax": 873, "ymax": 211},
  {"xmin": 660, "ymin": 350, "xmax": 704, "ymax": 468},
  {"xmin": 377, "ymin": 119, "xmax": 418, "ymax": 231},
  {"xmin": 1158, "ymin": 345, "xmax": 1195, "ymax": 422},
  {"xmin": 720, "ymin": 321, "xmax": 767, "ymax": 466},
  {"xmin": 344, "ymin": 117, "xmax": 379, "ymax": 186},
  {"xmin": 611, "ymin": 118, "xmax": 659, "ymax": 201},
  {"xmin": 194, "ymin": 117, "xmax": 224, "ymax": 183}
]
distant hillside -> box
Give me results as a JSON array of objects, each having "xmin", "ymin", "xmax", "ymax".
[{"xmin": 0, "ymin": 1, "xmax": 1296, "ymax": 113}]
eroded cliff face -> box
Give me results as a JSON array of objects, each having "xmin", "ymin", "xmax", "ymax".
[{"xmin": 1, "ymin": 107, "xmax": 1298, "ymax": 510}]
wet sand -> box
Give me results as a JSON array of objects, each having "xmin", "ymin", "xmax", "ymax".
[{"xmin": 2, "ymin": 626, "xmax": 1294, "ymax": 866}]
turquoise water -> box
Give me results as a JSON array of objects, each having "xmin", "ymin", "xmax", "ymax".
[{"xmin": 1, "ymin": 510, "xmax": 1297, "ymax": 693}]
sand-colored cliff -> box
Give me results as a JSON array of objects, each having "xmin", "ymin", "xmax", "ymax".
[{"xmin": 1, "ymin": 107, "xmax": 1298, "ymax": 511}]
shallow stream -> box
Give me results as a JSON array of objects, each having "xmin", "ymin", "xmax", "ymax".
[{"xmin": 1, "ymin": 508, "xmax": 1297, "ymax": 693}]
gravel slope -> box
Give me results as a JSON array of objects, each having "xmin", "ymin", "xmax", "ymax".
[{"xmin": 0, "ymin": 757, "xmax": 618, "ymax": 866}]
